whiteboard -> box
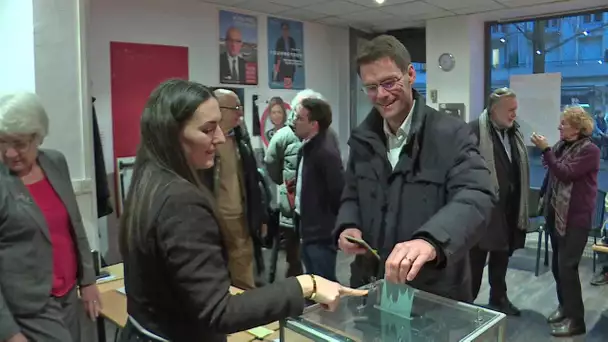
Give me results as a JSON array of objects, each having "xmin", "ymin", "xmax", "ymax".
[{"xmin": 510, "ymin": 73, "xmax": 562, "ymax": 146}]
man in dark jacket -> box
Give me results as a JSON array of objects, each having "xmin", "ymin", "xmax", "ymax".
[
  {"xmin": 294, "ymin": 98, "xmax": 344, "ymax": 281},
  {"xmin": 200, "ymin": 89, "xmax": 269, "ymax": 289},
  {"xmin": 335, "ymin": 35, "xmax": 496, "ymax": 302},
  {"xmin": 468, "ymin": 88, "xmax": 529, "ymax": 315}
]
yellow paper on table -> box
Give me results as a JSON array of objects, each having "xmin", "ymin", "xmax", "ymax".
[{"xmin": 247, "ymin": 326, "xmax": 274, "ymax": 339}]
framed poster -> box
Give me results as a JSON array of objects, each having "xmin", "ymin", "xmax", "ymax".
[
  {"xmin": 219, "ymin": 10, "xmax": 258, "ymax": 85},
  {"xmin": 267, "ymin": 17, "xmax": 305, "ymax": 89}
]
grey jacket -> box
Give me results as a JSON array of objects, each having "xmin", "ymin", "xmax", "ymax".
[{"xmin": 0, "ymin": 149, "xmax": 96, "ymax": 340}]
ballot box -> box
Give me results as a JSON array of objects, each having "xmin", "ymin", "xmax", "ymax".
[{"xmin": 280, "ymin": 280, "xmax": 506, "ymax": 342}]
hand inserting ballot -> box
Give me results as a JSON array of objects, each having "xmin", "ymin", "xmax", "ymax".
[{"xmin": 385, "ymin": 239, "xmax": 437, "ymax": 284}]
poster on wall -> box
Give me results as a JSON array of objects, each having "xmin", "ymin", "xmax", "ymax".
[
  {"xmin": 219, "ymin": 10, "xmax": 258, "ymax": 85},
  {"xmin": 257, "ymin": 95, "xmax": 293, "ymax": 147},
  {"xmin": 267, "ymin": 17, "xmax": 305, "ymax": 90}
]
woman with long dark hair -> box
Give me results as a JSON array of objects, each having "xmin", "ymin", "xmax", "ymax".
[
  {"xmin": 118, "ymin": 79, "xmax": 366, "ymax": 342},
  {"xmin": 532, "ymin": 106, "xmax": 600, "ymax": 338}
]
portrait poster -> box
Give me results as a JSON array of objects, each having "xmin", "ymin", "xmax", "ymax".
[
  {"xmin": 256, "ymin": 95, "xmax": 293, "ymax": 147},
  {"xmin": 267, "ymin": 17, "xmax": 305, "ymax": 90},
  {"xmin": 219, "ymin": 10, "xmax": 258, "ymax": 85}
]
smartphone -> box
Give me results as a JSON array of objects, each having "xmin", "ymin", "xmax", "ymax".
[{"xmin": 345, "ymin": 236, "xmax": 381, "ymax": 260}]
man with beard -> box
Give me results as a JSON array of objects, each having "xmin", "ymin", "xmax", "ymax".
[
  {"xmin": 468, "ymin": 88, "xmax": 530, "ymax": 315},
  {"xmin": 335, "ymin": 35, "xmax": 496, "ymax": 302}
]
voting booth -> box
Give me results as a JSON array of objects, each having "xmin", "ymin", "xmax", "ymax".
[{"xmin": 280, "ymin": 280, "xmax": 506, "ymax": 342}]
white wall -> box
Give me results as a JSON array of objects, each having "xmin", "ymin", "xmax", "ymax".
[
  {"xmin": 88, "ymin": 0, "xmax": 350, "ymax": 172},
  {"xmin": 426, "ymin": 15, "xmax": 485, "ymax": 122},
  {"xmin": 0, "ymin": 0, "xmax": 36, "ymax": 93},
  {"xmin": 0, "ymin": 0, "xmax": 99, "ymax": 250}
]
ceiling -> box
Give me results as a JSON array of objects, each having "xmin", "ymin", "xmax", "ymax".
[{"xmin": 202, "ymin": 0, "xmax": 607, "ymax": 32}]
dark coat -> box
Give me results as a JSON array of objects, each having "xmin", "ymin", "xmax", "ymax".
[
  {"xmin": 92, "ymin": 97, "xmax": 113, "ymax": 218},
  {"xmin": 468, "ymin": 119, "xmax": 526, "ymax": 253},
  {"xmin": 295, "ymin": 130, "xmax": 345, "ymax": 244},
  {"xmin": 219, "ymin": 52, "xmax": 247, "ymax": 84},
  {"xmin": 122, "ymin": 168, "xmax": 304, "ymax": 342},
  {"xmin": 334, "ymin": 91, "xmax": 496, "ymax": 302}
]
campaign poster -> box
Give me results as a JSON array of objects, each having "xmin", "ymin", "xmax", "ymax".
[
  {"xmin": 267, "ymin": 17, "xmax": 305, "ymax": 90},
  {"xmin": 219, "ymin": 10, "xmax": 258, "ymax": 85}
]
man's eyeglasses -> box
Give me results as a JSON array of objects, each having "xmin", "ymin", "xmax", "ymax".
[
  {"xmin": 361, "ymin": 76, "xmax": 403, "ymax": 96},
  {"xmin": 220, "ymin": 105, "xmax": 244, "ymax": 111}
]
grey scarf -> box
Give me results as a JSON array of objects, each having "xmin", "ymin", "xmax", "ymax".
[{"xmin": 479, "ymin": 109, "xmax": 530, "ymax": 231}]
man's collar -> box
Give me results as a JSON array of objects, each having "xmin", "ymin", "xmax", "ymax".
[{"xmin": 383, "ymin": 99, "xmax": 416, "ymax": 138}]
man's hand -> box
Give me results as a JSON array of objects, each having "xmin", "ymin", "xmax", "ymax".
[
  {"xmin": 385, "ymin": 239, "xmax": 437, "ymax": 283},
  {"xmin": 338, "ymin": 228, "xmax": 367, "ymax": 255},
  {"xmin": 6, "ymin": 333, "xmax": 28, "ymax": 342},
  {"xmin": 80, "ymin": 284, "xmax": 102, "ymax": 320}
]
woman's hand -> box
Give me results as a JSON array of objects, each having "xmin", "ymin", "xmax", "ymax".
[
  {"xmin": 531, "ymin": 133, "xmax": 550, "ymax": 150},
  {"xmin": 80, "ymin": 284, "xmax": 102, "ymax": 320},
  {"xmin": 296, "ymin": 275, "xmax": 368, "ymax": 311}
]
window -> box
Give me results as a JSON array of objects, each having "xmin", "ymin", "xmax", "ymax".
[
  {"xmin": 486, "ymin": 10, "xmax": 608, "ymax": 158},
  {"xmin": 582, "ymin": 13, "xmax": 603, "ymax": 23},
  {"xmin": 487, "ymin": 20, "xmax": 536, "ymax": 91}
]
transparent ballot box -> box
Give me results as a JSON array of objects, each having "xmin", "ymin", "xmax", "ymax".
[{"xmin": 280, "ymin": 280, "xmax": 506, "ymax": 342}]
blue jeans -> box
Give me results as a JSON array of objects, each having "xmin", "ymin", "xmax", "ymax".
[{"xmin": 301, "ymin": 243, "xmax": 337, "ymax": 282}]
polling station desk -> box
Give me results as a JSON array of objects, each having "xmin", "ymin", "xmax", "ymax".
[
  {"xmin": 279, "ymin": 279, "xmax": 507, "ymax": 342},
  {"xmin": 96, "ymin": 263, "xmax": 281, "ymax": 342}
]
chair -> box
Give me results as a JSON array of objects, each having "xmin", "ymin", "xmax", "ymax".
[
  {"xmin": 527, "ymin": 187, "xmax": 549, "ymax": 276},
  {"xmin": 590, "ymin": 190, "xmax": 606, "ymax": 273}
]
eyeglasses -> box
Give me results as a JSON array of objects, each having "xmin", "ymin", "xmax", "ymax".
[
  {"xmin": 220, "ymin": 105, "xmax": 244, "ymax": 111},
  {"xmin": 361, "ymin": 76, "xmax": 403, "ymax": 96},
  {"xmin": 0, "ymin": 135, "xmax": 35, "ymax": 152}
]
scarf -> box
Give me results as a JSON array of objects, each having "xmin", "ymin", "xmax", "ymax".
[
  {"xmin": 549, "ymin": 138, "xmax": 591, "ymax": 236},
  {"xmin": 478, "ymin": 109, "xmax": 530, "ymax": 231}
]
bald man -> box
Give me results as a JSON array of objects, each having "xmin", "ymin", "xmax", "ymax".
[
  {"xmin": 200, "ymin": 89, "xmax": 268, "ymax": 289},
  {"xmin": 220, "ymin": 27, "xmax": 246, "ymax": 84}
]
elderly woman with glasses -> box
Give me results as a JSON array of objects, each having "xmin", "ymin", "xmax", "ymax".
[
  {"xmin": 0, "ymin": 92, "xmax": 101, "ymax": 342},
  {"xmin": 531, "ymin": 106, "xmax": 600, "ymax": 338}
]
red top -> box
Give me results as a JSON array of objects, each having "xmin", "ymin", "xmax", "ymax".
[{"xmin": 27, "ymin": 177, "xmax": 78, "ymax": 297}]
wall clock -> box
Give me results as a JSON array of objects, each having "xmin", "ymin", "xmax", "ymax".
[{"xmin": 438, "ymin": 53, "xmax": 455, "ymax": 72}]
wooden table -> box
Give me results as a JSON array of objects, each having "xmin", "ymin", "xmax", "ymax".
[{"xmin": 97, "ymin": 264, "xmax": 279, "ymax": 342}]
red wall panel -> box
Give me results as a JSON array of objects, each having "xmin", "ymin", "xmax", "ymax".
[{"xmin": 110, "ymin": 42, "xmax": 189, "ymax": 159}]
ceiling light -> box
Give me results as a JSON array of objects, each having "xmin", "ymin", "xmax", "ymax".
[
  {"xmin": 499, "ymin": 37, "xmax": 506, "ymax": 43},
  {"xmin": 583, "ymin": 31, "xmax": 589, "ymax": 36},
  {"xmin": 600, "ymin": 60, "xmax": 604, "ymax": 65},
  {"xmin": 375, "ymin": 0, "xmax": 385, "ymax": 4},
  {"xmin": 536, "ymin": 50, "xmax": 542, "ymax": 55}
]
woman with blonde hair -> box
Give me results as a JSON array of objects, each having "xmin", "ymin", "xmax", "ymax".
[{"xmin": 531, "ymin": 106, "xmax": 600, "ymax": 338}]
